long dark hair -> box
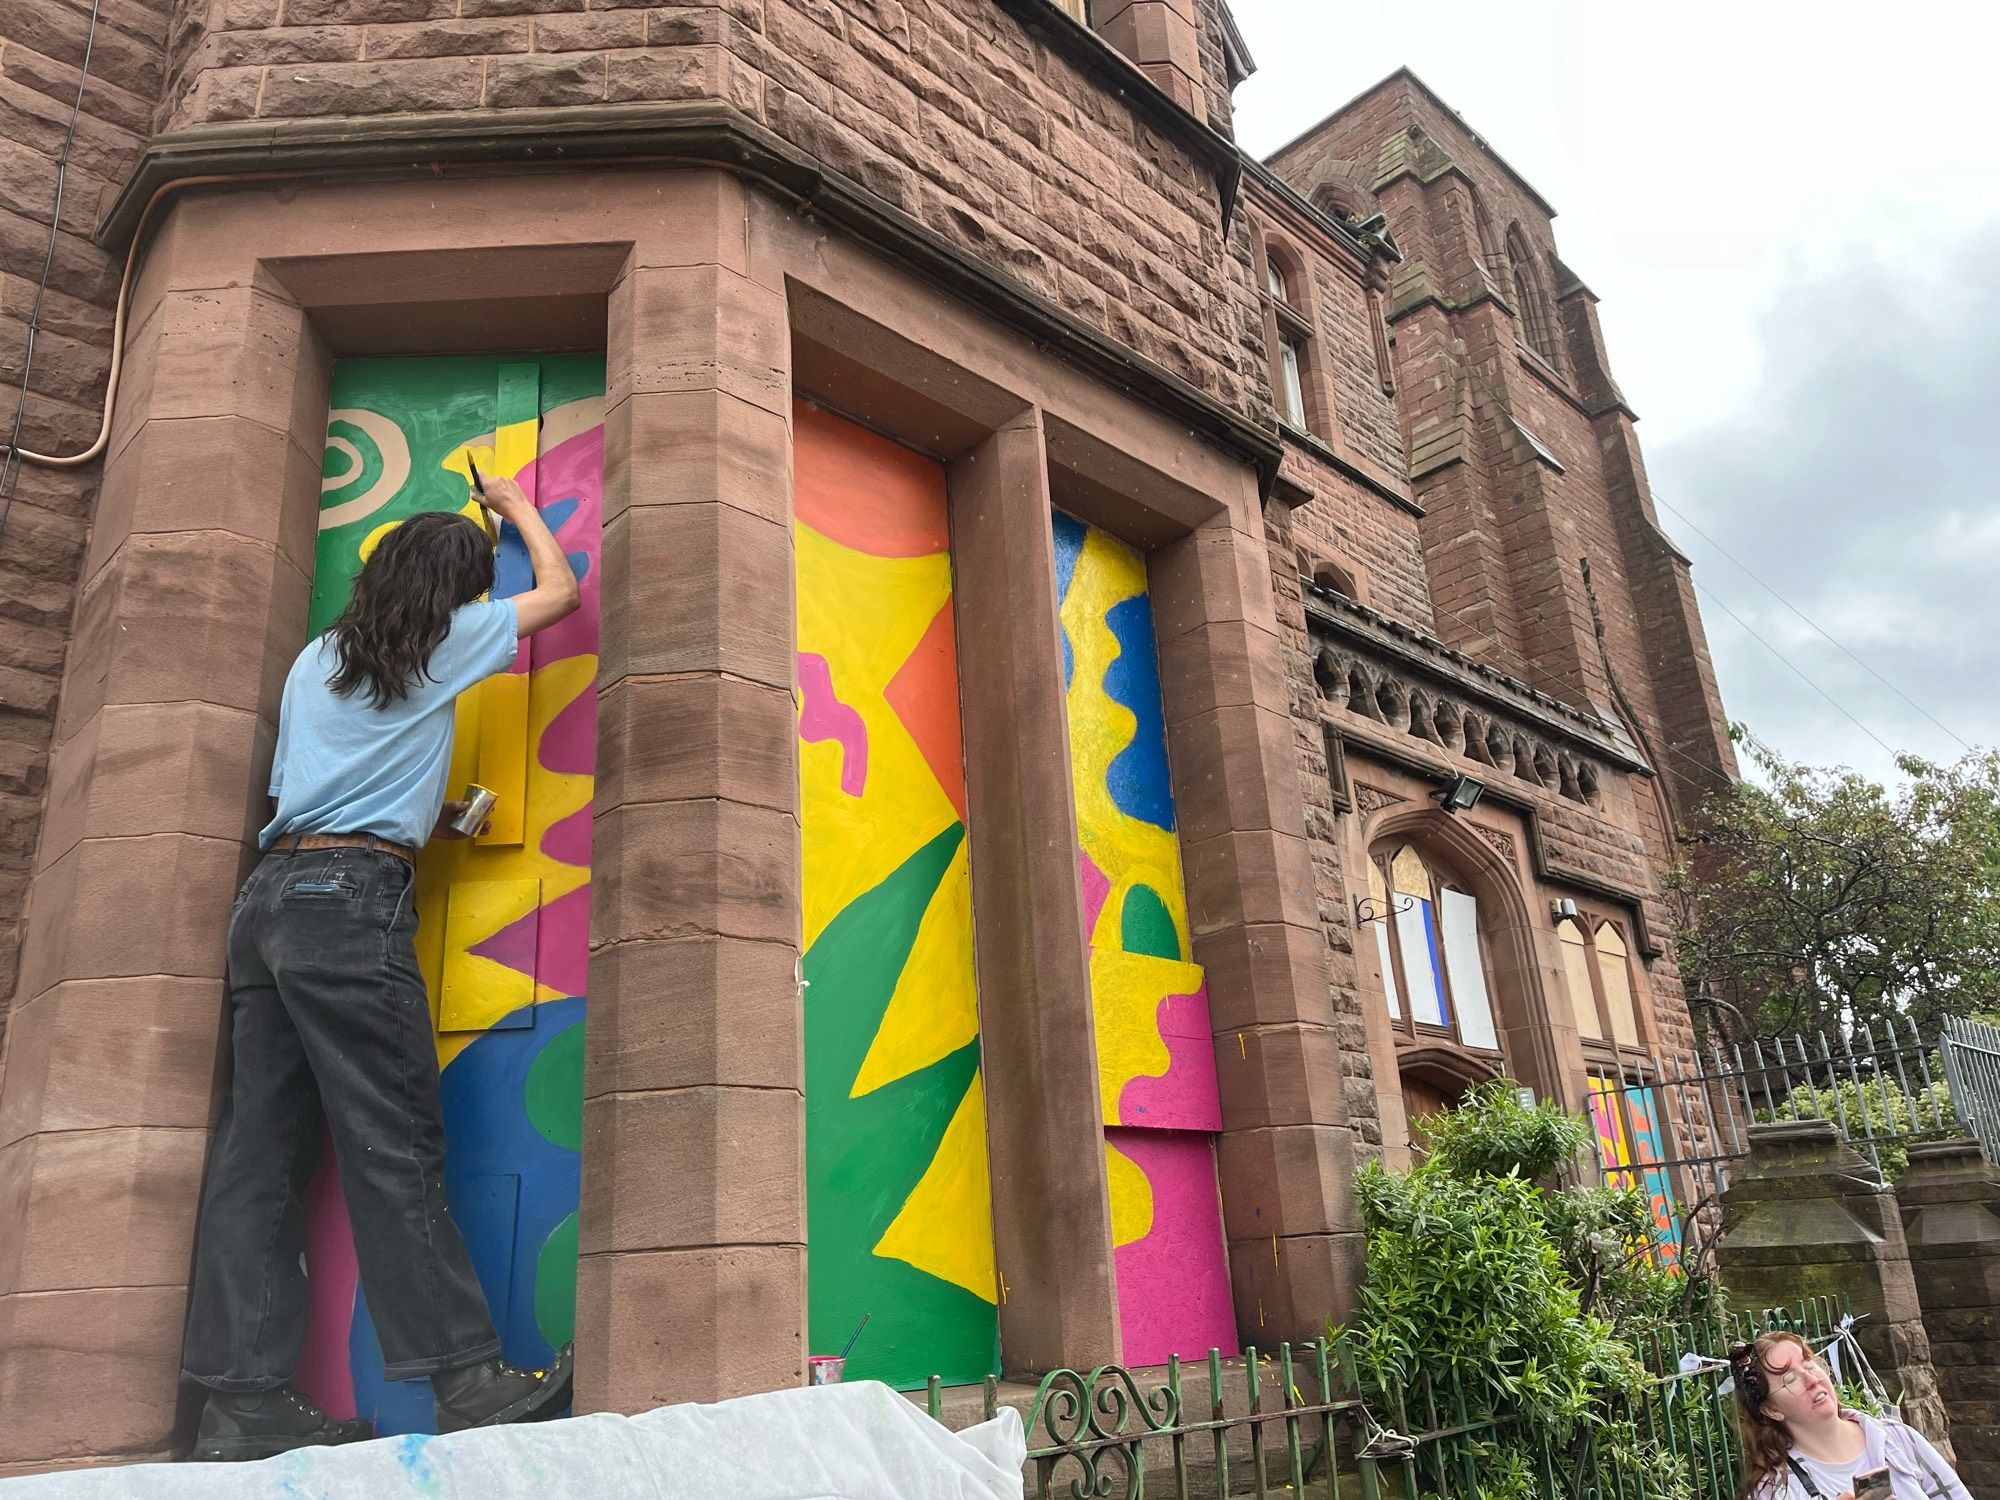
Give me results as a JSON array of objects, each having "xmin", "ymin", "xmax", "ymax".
[
  {"xmin": 1731, "ymin": 1330, "xmax": 1817, "ymax": 1497},
  {"xmin": 327, "ymin": 510, "xmax": 495, "ymax": 708}
]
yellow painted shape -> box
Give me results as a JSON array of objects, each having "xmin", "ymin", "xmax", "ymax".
[
  {"xmin": 871, "ymin": 1070, "xmax": 998, "ymax": 1303},
  {"xmin": 359, "ymin": 519, "xmax": 400, "ymax": 565},
  {"xmin": 1105, "ymin": 1139, "xmax": 1155, "ymax": 1249},
  {"xmin": 416, "ymin": 652, "xmax": 597, "ymax": 1068},
  {"xmin": 494, "ymin": 414, "xmax": 537, "ymax": 480},
  {"xmin": 851, "ymin": 839, "xmax": 979, "ymax": 1098},
  {"xmin": 795, "ymin": 521, "xmax": 960, "ymax": 952},
  {"xmin": 1060, "ymin": 526, "xmax": 1191, "ymax": 961},
  {"xmin": 1091, "ymin": 949, "xmax": 1204, "ymax": 1125},
  {"xmin": 440, "ymin": 877, "xmax": 540, "ymax": 1033},
  {"xmin": 474, "ymin": 671, "xmax": 530, "ymax": 846}
]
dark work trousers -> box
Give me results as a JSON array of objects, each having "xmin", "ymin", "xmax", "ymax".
[{"xmin": 180, "ymin": 845, "xmax": 502, "ymax": 1390}]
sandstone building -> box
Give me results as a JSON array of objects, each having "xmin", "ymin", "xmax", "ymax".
[{"xmin": 0, "ymin": 0, "xmax": 1732, "ymax": 1471}]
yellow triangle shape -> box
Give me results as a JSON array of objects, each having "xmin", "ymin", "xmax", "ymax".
[
  {"xmin": 851, "ymin": 840, "xmax": 979, "ymax": 1097},
  {"xmin": 871, "ymin": 1071, "xmax": 998, "ymax": 1303}
]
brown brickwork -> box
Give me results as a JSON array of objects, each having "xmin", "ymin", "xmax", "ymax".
[
  {"xmin": 152, "ymin": 0, "xmax": 1247, "ymax": 405},
  {"xmin": 1262, "ymin": 69, "xmax": 1736, "ymax": 1155},
  {"xmin": 1900, "ymin": 1140, "xmax": 2000, "ymax": 1494},
  {"xmin": 0, "ymin": 0, "xmax": 165, "ymax": 1048}
]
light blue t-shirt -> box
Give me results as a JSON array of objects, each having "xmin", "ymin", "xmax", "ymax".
[{"xmin": 261, "ymin": 599, "xmax": 520, "ymax": 850}]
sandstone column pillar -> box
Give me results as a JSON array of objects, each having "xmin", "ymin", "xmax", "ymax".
[
  {"xmin": 948, "ymin": 409, "xmax": 1122, "ymax": 1374},
  {"xmin": 0, "ymin": 209, "xmax": 326, "ymax": 1472},
  {"xmin": 1154, "ymin": 511, "xmax": 1364, "ymax": 1346},
  {"xmin": 580, "ymin": 206, "xmax": 805, "ymax": 1412}
]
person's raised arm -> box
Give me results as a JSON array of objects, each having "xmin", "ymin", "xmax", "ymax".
[{"xmin": 475, "ymin": 474, "xmax": 580, "ymax": 638}]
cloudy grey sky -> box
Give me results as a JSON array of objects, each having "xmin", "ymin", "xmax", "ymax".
[{"xmin": 1230, "ymin": 1, "xmax": 2000, "ymax": 785}]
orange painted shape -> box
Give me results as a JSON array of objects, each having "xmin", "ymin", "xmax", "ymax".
[
  {"xmin": 792, "ymin": 400, "xmax": 951, "ymax": 558},
  {"xmin": 884, "ymin": 599, "xmax": 967, "ymax": 821}
]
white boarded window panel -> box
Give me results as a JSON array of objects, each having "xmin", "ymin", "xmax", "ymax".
[
  {"xmin": 1559, "ymin": 920, "xmax": 1603, "ymax": 1040},
  {"xmin": 1373, "ymin": 921, "xmax": 1402, "ymax": 1020},
  {"xmin": 1597, "ymin": 925, "xmax": 1640, "ymax": 1047},
  {"xmin": 1440, "ymin": 889, "xmax": 1499, "ymax": 1051},
  {"xmin": 1369, "ymin": 862, "xmax": 1401, "ymax": 1019},
  {"xmin": 1393, "ymin": 897, "xmax": 1447, "ymax": 1028}
]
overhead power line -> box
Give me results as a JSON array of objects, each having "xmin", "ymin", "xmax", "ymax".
[{"xmin": 1652, "ymin": 493, "xmax": 1972, "ymax": 753}]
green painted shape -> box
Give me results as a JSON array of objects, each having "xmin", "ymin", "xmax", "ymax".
[
  {"xmin": 308, "ymin": 354, "xmax": 608, "ymax": 635},
  {"xmin": 804, "ymin": 821, "xmax": 999, "ymax": 1389},
  {"xmin": 524, "ymin": 1020, "xmax": 585, "ymax": 1152},
  {"xmin": 533, "ymin": 1210, "xmax": 580, "ymax": 1350},
  {"xmin": 1120, "ymin": 884, "xmax": 1181, "ymax": 960},
  {"xmin": 497, "ymin": 362, "xmax": 540, "ymax": 432}
]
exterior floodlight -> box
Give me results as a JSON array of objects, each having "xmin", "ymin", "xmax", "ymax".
[
  {"xmin": 1551, "ymin": 897, "xmax": 1581, "ymax": 923},
  {"xmin": 1433, "ymin": 774, "xmax": 1485, "ymax": 813}
]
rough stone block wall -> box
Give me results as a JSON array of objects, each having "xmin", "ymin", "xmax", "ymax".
[
  {"xmin": 154, "ymin": 0, "xmax": 1246, "ymax": 404},
  {"xmin": 1261, "ymin": 493, "xmax": 1379, "ymax": 1154},
  {"xmin": 1900, "ymin": 1141, "xmax": 2000, "ymax": 1495},
  {"xmin": 0, "ymin": 0, "xmax": 165, "ymax": 1040},
  {"xmin": 1308, "ymin": 259, "xmax": 1401, "ymax": 481}
]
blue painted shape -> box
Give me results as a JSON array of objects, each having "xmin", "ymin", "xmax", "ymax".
[
  {"xmin": 493, "ymin": 497, "xmax": 583, "ymax": 600},
  {"xmin": 1053, "ymin": 510, "xmax": 1086, "ymax": 691},
  {"xmin": 1052, "ymin": 509, "xmax": 1086, "ymax": 605},
  {"xmin": 1421, "ymin": 903, "xmax": 1452, "ymax": 1026},
  {"xmin": 1103, "ymin": 593, "xmax": 1176, "ymax": 832},
  {"xmin": 347, "ymin": 1300, "xmax": 434, "ymax": 1437},
  {"xmin": 343, "ymin": 996, "xmax": 585, "ymax": 1435}
]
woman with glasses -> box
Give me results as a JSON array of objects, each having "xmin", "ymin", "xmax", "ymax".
[{"xmin": 1729, "ymin": 1331, "xmax": 1970, "ymax": 1499}]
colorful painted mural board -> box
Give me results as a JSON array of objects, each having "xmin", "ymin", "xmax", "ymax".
[
  {"xmin": 794, "ymin": 401, "xmax": 999, "ymax": 1389},
  {"xmin": 1055, "ymin": 509, "xmax": 1238, "ymax": 1366}
]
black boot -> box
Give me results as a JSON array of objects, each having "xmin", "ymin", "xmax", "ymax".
[
  {"xmin": 432, "ymin": 1343, "xmax": 575, "ymax": 1433},
  {"xmin": 190, "ymin": 1388, "xmax": 373, "ymax": 1462}
]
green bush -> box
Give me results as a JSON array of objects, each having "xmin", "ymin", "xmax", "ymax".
[{"xmin": 1336, "ymin": 1080, "xmax": 1697, "ymax": 1500}]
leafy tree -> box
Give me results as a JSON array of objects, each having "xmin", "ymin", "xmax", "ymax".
[{"xmin": 1669, "ymin": 731, "xmax": 2000, "ymax": 1041}]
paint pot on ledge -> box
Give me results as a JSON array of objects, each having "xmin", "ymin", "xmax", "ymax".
[{"xmin": 807, "ymin": 1356, "xmax": 846, "ymax": 1386}]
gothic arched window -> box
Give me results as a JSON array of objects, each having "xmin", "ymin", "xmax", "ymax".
[
  {"xmin": 1506, "ymin": 227, "xmax": 1557, "ymax": 364},
  {"xmin": 1367, "ymin": 844, "xmax": 1501, "ymax": 1053}
]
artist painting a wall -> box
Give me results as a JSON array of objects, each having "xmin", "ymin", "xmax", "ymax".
[{"xmin": 292, "ymin": 356, "xmax": 604, "ymax": 1434}]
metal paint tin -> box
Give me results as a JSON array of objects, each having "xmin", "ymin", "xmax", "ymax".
[{"xmin": 451, "ymin": 784, "xmax": 497, "ymax": 837}]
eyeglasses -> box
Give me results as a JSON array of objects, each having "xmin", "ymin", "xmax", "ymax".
[{"xmin": 1728, "ymin": 1342, "xmax": 1823, "ymax": 1397}]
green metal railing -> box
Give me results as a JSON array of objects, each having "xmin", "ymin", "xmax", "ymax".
[{"xmin": 926, "ymin": 1295, "xmax": 1856, "ymax": 1499}]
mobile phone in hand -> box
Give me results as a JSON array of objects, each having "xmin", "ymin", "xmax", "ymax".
[{"xmin": 1853, "ymin": 1465, "xmax": 1892, "ymax": 1500}]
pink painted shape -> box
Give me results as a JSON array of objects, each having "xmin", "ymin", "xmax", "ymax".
[
  {"xmin": 1118, "ymin": 983, "xmax": 1224, "ymax": 1132},
  {"xmin": 468, "ymin": 903, "xmax": 539, "ymax": 978},
  {"xmin": 1109, "ymin": 1128, "xmax": 1240, "ymax": 1366},
  {"xmin": 1078, "ymin": 849, "xmax": 1111, "ymax": 941},
  {"xmin": 295, "ymin": 1134, "xmax": 359, "ymax": 1420},
  {"xmin": 797, "ymin": 651, "xmax": 868, "ymax": 796},
  {"xmin": 529, "ymin": 427, "xmax": 604, "ymax": 668},
  {"xmin": 539, "ymin": 678, "xmax": 595, "ymax": 777},
  {"xmin": 534, "ymin": 884, "xmax": 591, "ymax": 998},
  {"xmin": 540, "ymin": 801, "xmax": 591, "ymax": 869}
]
